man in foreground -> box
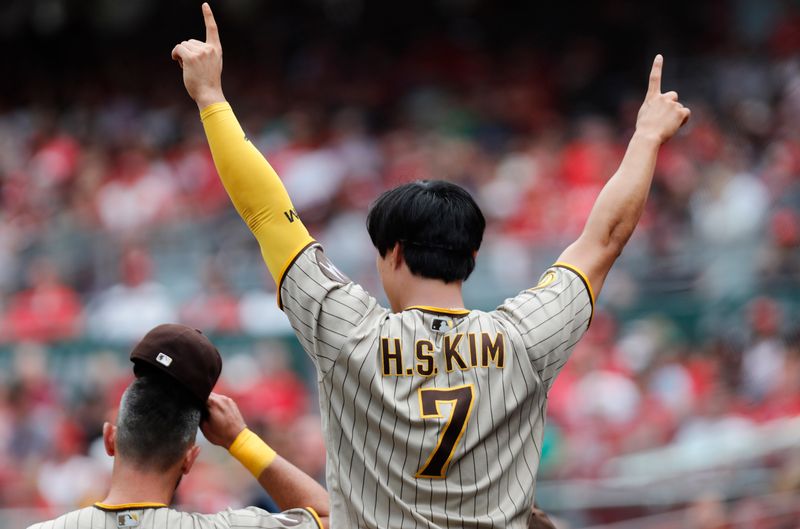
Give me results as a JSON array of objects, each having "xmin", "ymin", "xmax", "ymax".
[
  {"xmin": 172, "ymin": 4, "xmax": 690, "ymax": 527},
  {"xmin": 28, "ymin": 324, "xmax": 329, "ymax": 529}
]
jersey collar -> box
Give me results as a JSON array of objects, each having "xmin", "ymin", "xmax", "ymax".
[
  {"xmin": 404, "ymin": 305, "xmax": 470, "ymax": 317},
  {"xmin": 94, "ymin": 502, "xmax": 168, "ymax": 511}
]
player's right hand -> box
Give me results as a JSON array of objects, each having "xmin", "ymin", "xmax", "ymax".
[
  {"xmin": 634, "ymin": 55, "xmax": 691, "ymax": 144},
  {"xmin": 171, "ymin": 2, "xmax": 225, "ymax": 110},
  {"xmin": 201, "ymin": 392, "xmax": 248, "ymax": 449}
]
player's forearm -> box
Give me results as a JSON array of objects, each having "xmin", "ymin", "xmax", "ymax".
[
  {"xmin": 558, "ymin": 56, "xmax": 688, "ymax": 296},
  {"xmin": 258, "ymin": 457, "xmax": 330, "ymax": 528},
  {"xmin": 200, "ymin": 102, "xmax": 313, "ymax": 283},
  {"xmin": 228, "ymin": 428, "xmax": 330, "ymax": 528},
  {"xmin": 200, "ymin": 102, "xmax": 287, "ymax": 223},
  {"xmin": 579, "ymin": 131, "xmax": 660, "ymax": 252}
]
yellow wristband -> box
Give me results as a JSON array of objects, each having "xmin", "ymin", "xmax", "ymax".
[{"xmin": 228, "ymin": 428, "xmax": 276, "ymax": 478}]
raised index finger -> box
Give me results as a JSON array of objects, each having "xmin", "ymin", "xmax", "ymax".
[
  {"xmin": 647, "ymin": 54, "xmax": 663, "ymax": 99},
  {"xmin": 202, "ymin": 2, "xmax": 220, "ymax": 47}
]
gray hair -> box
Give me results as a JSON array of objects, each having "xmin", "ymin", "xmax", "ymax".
[{"xmin": 116, "ymin": 375, "xmax": 202, "ymax": 471}]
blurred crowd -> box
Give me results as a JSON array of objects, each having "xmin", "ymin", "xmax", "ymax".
[
  {"xmin": 4, "ymin": 50, "xmax": 800, "ymax": 341},
  {"xmin": 0, "ymin": 338, "xmax": 324, "ymax": 518},
  {"xmin": 3, "ymin": 0, "xmax": 800, "ymax": 527}
]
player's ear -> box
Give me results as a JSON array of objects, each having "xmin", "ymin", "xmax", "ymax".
[
  {"xmin": 103, "ymin": 422, "xmax": 116, "ymax": 457},
  {"xmin": 181, "ymin": 444, "xmax": 201, "ymax": 475},
  {"xmin": 391, "ymin": 243, "xmax": 404, "ymax": 270}
]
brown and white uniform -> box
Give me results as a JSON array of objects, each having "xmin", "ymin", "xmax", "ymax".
[
  {"xmin": 27, "ymin": 502, "xmax": 323, "ymax": 529},
  {"xmin": 280, "ymin": 244, "xmax": 594, "ymax": 529}
]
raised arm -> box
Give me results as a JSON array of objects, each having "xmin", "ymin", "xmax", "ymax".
[
  {"xmin": 202, "ymin": 393, "xmax": 330, "ymax": 528},
  {"xmin": 558, "ymin": 55, "xmax": 690, "ymax": 296},
  {"xmin": 171, "ymin": 3, "xmax": 313, "ymax": 285}
]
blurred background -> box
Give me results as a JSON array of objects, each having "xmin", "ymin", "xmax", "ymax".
[{"xmin": 2, "ymin": 0, "xmax": 800, "ymax": 527}]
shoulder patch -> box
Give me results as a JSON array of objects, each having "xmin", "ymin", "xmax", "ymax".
[
  {"xmin": 531, "ymin": 269, "xmax": 557, "ymax": 290},
  {"xmin": 314, "ymin": 248, "xmax": 350, "ymax": 284},
  {"xmin": 270, "ymin": 512, "xmax": 306, "ymax": 526}
]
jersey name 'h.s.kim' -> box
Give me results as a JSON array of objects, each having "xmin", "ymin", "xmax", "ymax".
[{"xmin": 380, "ymin": 331, "xmax": 505, "ymax": 377}]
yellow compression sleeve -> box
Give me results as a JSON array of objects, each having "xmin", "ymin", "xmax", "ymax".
[{"xmin": 200, "ymin": 102, "xmax": 314, "ymax": 285}]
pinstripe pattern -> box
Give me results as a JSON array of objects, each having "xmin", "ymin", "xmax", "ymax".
[
  {"xmin": 26, "ymin": 506, "xmax": 320, "ymax": 529},
  {"xmin": 281, "ymin": 246, "xmax": 592, "ymax": 529}
]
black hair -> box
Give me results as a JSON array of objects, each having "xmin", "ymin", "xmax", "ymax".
[
  {"xmin": 115, "ymin": 374, "xmax": 202, "ymax": 472},
  {"xmin": 366, "ymin": 180, "xmax": 485, "ymax": 283}
]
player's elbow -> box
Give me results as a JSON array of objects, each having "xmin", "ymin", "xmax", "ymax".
[
  {"xmin": 242, "ymin": 208, "xmax": 272, "ymax": 235},
  {"xmin": 605, "ymin": 222, "xmax": 634, "ymax": 257},
  {"xmin": 605, "ymin": 235, "xmax": 627, "ymax": 260}
]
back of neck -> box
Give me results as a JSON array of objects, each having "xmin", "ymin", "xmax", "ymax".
[
  {"xmin": 393, "ymin": 277, "xmax": 465, "ymax": 313},
  {"xmin": 101, "ymin": 461, "xmax": 177, "ymax": 507}
]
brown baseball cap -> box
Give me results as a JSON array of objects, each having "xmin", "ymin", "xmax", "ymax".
[{"xmin": 130, "ymin": 324, "xmax": 222, "ymax": 404}]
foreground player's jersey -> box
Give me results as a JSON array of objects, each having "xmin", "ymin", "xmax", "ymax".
[
  {"xmin": 281, "ymin": 244, "xmax": 593, "ymax": 529},
  {"xmin": 27, "ymin": 503, "xmax": 322, "ymax": 529}
]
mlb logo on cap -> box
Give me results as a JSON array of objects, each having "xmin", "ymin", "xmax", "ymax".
[{"xmin": 156, "ymin": 352, "xmax": 173, "ymax": 367}]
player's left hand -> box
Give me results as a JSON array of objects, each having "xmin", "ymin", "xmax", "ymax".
[
  {"xmin": 201, "ymin": 392, "xmax": 247, "ymax": 448},
  {"xmin": 634, "ymin": 54, "xmax": 691, "ymax": 144},
  {"xmin": 171, "ymin": 2, "xmax": 225, "ymax": 110}
]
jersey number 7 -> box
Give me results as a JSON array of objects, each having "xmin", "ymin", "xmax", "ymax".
[{"xmin": 415, "ymin": 384, "xmax": 475, "ymax": 478}]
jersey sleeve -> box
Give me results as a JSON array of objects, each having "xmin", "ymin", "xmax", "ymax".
[
  {"xmin": 222, "ymin": 506, "xmax": 323, "ymax": 529},
  {"xmin": 495, "ymin": 262, "xmax": 594, "ymax": 391},
  {"xmin": 280, "ymin": 244, "xmax": 382, "ymax": 375}
]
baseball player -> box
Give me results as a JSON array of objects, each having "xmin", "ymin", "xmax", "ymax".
[
  {"xmin": 172, "ymin": 4, "xmax": 690, "ymax": 528},
  {"xmin": 27, "ymin": 324, "xmax": 329, "ymax": 529}
]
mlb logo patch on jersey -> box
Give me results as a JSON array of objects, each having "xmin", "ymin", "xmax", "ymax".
[
  {"xmin": 117, "ymin": 512, "xmax": 140, "ymax": 528},
  {"xmin": 431, "ymin": 318, "xmax": 453, "ymax": 332}
]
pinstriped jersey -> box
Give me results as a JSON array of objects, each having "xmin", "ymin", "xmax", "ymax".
[
  {"xmin": 280, "ymin": 244, "xmax": 593, "ymax": 529},
  {"xmin": 26, "ymin": 505, "xmax": 322, "ymax": 529}
]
